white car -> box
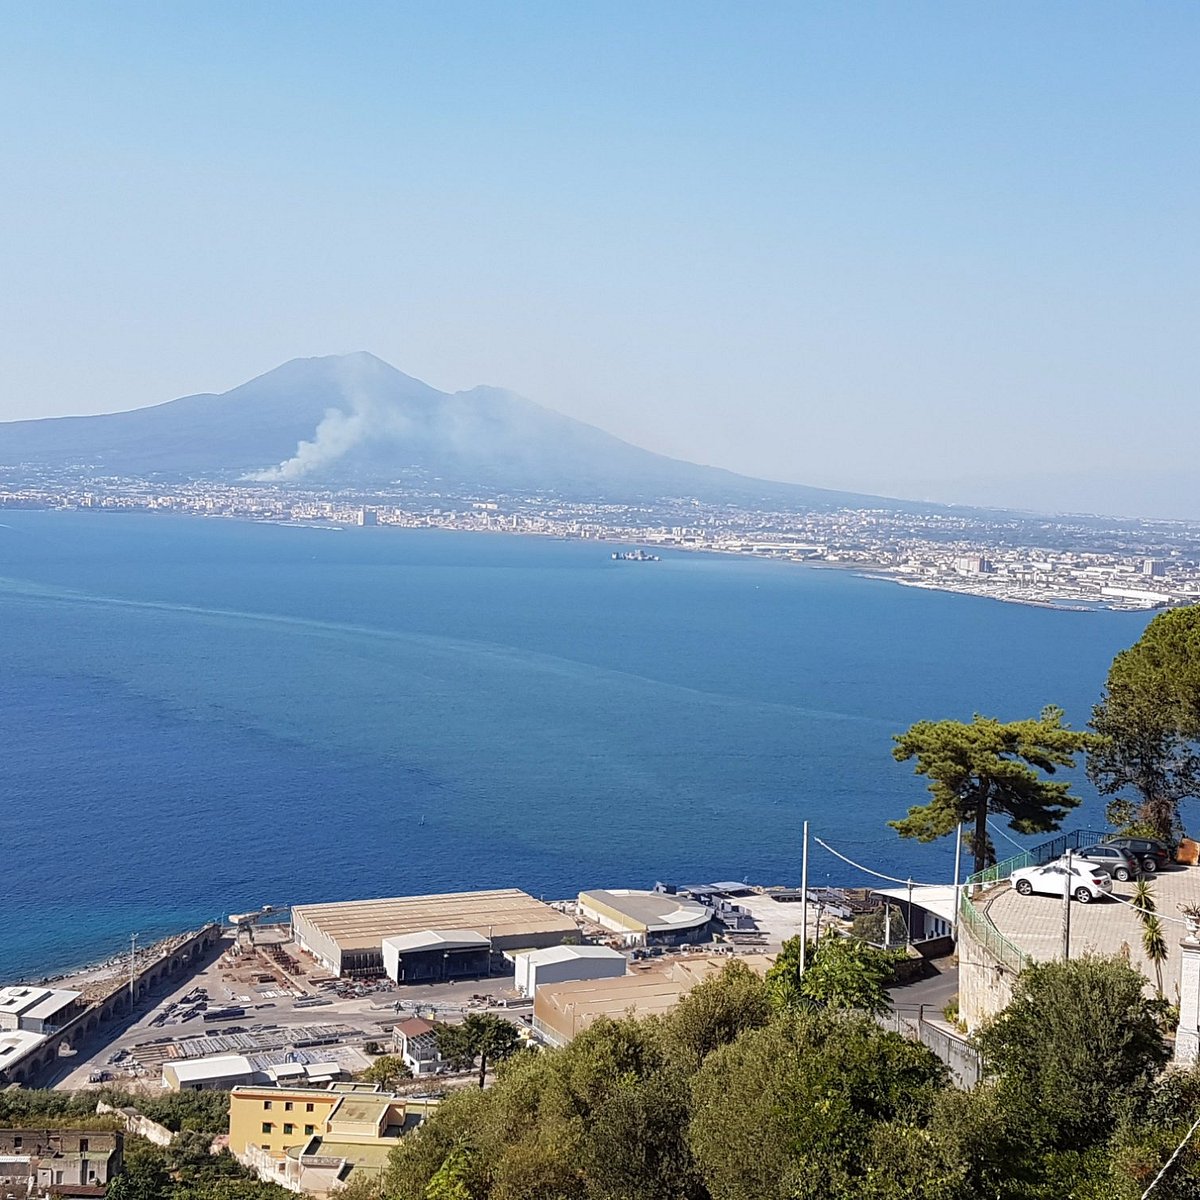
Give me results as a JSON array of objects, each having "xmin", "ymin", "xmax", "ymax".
[{"xmin": 1010, "ymin": 860, "xmax": 1113, "ymax": 903}]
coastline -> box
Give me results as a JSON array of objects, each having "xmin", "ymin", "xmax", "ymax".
[{"xmin": 2, "ymin": 504, "xmax": 1185, "ymax": 615}]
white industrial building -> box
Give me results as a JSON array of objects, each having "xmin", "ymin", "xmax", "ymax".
[
  {"xmin": 381, "ymin": 930, "xmax": 492, "ymax": 984},
  {"xmin": 0, "ymin": 986, "xmax": 82, "ymax": 1034},
  {"xmin": 162, "ymin": 1054, "xmax": 344, "ymax": 1092},
  {"xmin": 513, "ymin": 945, "xmax": 627, "ymax": 998},
  {"xmin": 577, "ymin": 889, "xmax": 712, "ymax": 947}
]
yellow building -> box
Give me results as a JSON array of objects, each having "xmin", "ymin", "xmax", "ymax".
[
  {"xmin": 229, "ymin": 1083, "xmax": 428, "ymax": 1196},
  {"xmin": 228, "ymin": 1084, "xmax": 345, "ymax": 1160}
]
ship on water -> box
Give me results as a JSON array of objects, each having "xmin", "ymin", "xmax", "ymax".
[{"xmin": 611, "ymin": 549, "xmax": 660, "ymax": 561}]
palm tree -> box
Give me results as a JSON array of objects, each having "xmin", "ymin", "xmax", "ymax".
[
  {"xmin": 1142, "ymin": 915, "xmax": 1168, "ymax": 1001},
  {"xmin": 1130, "ymin": 879, "xmax": 1167, "ymax": 1000}
]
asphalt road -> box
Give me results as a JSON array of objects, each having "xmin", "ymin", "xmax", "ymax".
[{"xmin": 889, "ymin": 959, "xmax": 959, "ymax": 1020}]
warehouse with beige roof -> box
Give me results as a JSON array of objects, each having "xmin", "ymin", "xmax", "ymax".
[{"xmin": 291, "ymin": 888, "xmax": 577, "ymax": 977}]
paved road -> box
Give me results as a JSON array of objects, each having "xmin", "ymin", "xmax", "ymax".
[{"xmin": 889, "ymin": 959, "xmax": 959, "ymax": 1020}]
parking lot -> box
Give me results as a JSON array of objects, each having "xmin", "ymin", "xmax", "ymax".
[{"xmin": 982, "ymin": 860, "xmax": 1200, "ymax": 998}]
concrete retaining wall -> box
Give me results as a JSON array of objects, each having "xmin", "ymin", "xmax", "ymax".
[{"xmin": 958, "ymin": 918, "xmax": 1015, "ymax": 1032}]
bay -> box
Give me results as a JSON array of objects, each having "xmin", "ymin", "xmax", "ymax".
[{"xmin": 0, "ymin": 511, "xmax": 1149, "ymax": 980}]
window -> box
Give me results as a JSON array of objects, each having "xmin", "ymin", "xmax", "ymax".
[
  {"xmin": 263, "ymin": 1100, "xmax": 273, "ymax": 1110},
  {"xmin": 261, "ymin": 1122, "xmax": 272, "ymax": 1134},
  {"xmin": 79, "ymin": 1140, "xmax": 88, "ymax": 1153},
  {"xmin": 284, "ymin": 1101, "xmax": 293, "ymax": 1112},
  {"xmin": 283, "ymin": 1124, "xmax": 294, "ymax": 1135},
  {"xmin": 305, "ymin": 1103, "xmax": 314, "ymax": 1112},
  {"xmin": 304, "ymin": 1125, "xmax": 314, "ymax": 1135}
]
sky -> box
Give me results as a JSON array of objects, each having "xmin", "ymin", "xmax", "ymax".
[{"xmin": 1, "ymin": 3, "xmax": 1197, "ymax": 518}]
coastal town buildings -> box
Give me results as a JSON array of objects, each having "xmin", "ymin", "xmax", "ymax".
[
  {"xmin": 576, "ymin": 889, "xmax": 713, "ymax": 947},
  {"xmin": 0, "ymin": 987, "xmax": 82, "ymax": 1035},
  {"xmin": 229, "ymin": 1083, "xmax": 416, "ymax": 1195},
  {"xmin": 532, "ymin": 953, "xmax": 774, "ymax": 1047},
  {"xmin": 513, "ymin": 944, "xmax": 627, "ymax": 997},
  {"xmin": 0, "ymin": 1129, "xmax": 123, "ymax": 1198},
  {"xmin": 4, "ymin": 474, "xmax": 1198, "ymax": 612}
]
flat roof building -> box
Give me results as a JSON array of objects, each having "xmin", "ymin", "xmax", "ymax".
[
  {"xmin": 577, "ymin": 889, "xmax": 712, "ymax": 947},
  {"xmin": 0, "ymin": 987, "xmax": 82, "ymax": 1035},
  {"xmin": 532, "ymin": 953, "xmax": 774, "ymax": 1047},
  {"xmin": 0, "ymin": 1030, "xmax": 46, "ymax": 1070},
  {"xmin": 163, "ymin": 1055, "xmax": 256, "ymax": 1092},
  {"xmin": 230, "ymin": 1085, "xmax": 415, "ymax": 1195},
  {"xmin": 513, "ymin": 945, "xmax": 627, "ymax": 998},
  {"xmin": 292, "ymin": 889, "xmax": 577, "ymax": 976},
  {"xmin": 163, "ymin": 1055, "xmax": 347, "ymax": 1092}
]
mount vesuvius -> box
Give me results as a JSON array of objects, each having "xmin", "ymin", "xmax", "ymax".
[{"xmin": 0, "ymin": 352, "xmax": 897, "ymax": 509}]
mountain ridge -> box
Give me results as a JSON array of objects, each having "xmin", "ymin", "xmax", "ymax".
[{"xmin": 0, "ymin": 352, "xmax": 909, "ymax": 510}]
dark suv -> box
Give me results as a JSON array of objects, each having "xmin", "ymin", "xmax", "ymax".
[
  {"xmin": 1075, "ymin": 844, "xmax": 1139, "ymax": 881},
  {"xmin": 1102, "ymin": 836, "xmax": 1172, "ymax": 873}
]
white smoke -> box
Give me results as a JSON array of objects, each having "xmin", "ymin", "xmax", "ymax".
[
  {"xmin": 247, "ymin": 406, "xmax": 369, "ymax": 482},
  {"xmin": 244, "ymin": 356, "xmax": 412, "ymax": 482}
]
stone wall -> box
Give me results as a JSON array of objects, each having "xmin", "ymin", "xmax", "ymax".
[
  {"xmin": 958, "ymin": 918, "xmax": 1016, "ymax": 1032},
  {"xmin": 94, "ymin": 1102, "xmax": 175, "ymax": 1148}
]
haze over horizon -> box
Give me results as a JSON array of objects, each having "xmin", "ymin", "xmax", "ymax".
[{"xmin": 2, "ymin": 4, "xmax": 1197, "ymax": 519}]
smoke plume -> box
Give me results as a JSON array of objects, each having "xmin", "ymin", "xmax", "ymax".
[{"xmin": 244, "ymin": 357, "xmax": 412, "ymax": 482}]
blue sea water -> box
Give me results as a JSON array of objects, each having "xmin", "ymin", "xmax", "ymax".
[{"xmin": 0, "ymin": 511, "xmax": 1150, "ymax": 981}]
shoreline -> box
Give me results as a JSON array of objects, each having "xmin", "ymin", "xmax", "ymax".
[{"xmin": 10, "ymin": 505, "xmax": 1169, "ymax": 615}]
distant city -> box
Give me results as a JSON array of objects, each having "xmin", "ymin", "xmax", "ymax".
[{"xmin": 5, "ymin": 469, "xmax": 1198, "ymax": 612}]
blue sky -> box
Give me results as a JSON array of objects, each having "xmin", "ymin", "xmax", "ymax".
[{"xmin": 1, "ymin": 3, "xmax": 1197, "ymax": 517}]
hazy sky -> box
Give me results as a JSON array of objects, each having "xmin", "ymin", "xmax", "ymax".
[{"xmin": 1, "ymin": 3, "xmax": 1197, "ymax": 518}]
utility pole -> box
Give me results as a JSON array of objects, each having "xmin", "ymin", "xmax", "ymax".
[
  {"xmin": 883, "ymin": 905, "xmax": 892, "ymax": 950},
  {"xmin": 800, "ymin": 820, "xmax": 810, "ymax": 976},
  {"xmin": 1061, "ymin": 850, "xmax": 1073, "ymax": 962},
  {"xmin": 129, "ymin": 933, "xmax": 138, "ymax": 1012},
  {"xmin": 952, "ymin": 822, "xmax": 963, "ymax": 943}
]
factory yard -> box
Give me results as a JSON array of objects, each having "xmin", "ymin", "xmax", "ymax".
[
  {"xmin": 981, "ymin": 861, "xmax": 1200, "ymax": 999},
  {"xmin": 52, "ymin": 929, "xmax": 531, "ymax": 1093},
  {"xmin": 26, "ymin": 882, "xmax": 862, "ymax": 1094}
]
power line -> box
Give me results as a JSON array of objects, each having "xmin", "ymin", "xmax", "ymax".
[
  {"xmin": 1141, "ymin": 1110, "xmax": 1200, "ymax": 1198},
  {"xmin": 813, "ymin": 837, "xmax": 955, "ymax": 889},
  {"xmin": 987, "ymin": 818, "xmax": 1026, "ymax": 851}
]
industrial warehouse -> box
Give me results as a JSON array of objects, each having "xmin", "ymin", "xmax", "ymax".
[
  {"xmin": 291, "ymin": 888, "xmax": 577, "ymax": 978},
  {"xmin": 576, "ymin": 888, "xmax": 713, "ymax": 946}
]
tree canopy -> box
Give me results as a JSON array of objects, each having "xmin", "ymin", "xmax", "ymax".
[
  {"xmin": 975, "ymin": 955, "xmax": 1169, "ymax": 1148},
  {"xmin": 383, "ymin": 952, "xmax": 1200, "ymax": 1199},
  {"xmin": 889, "ymin": 706, "xmax": 1095, "ymax": 872},
  {"xmin": 1088, "ymin": 606, "xmax": 1200, "ymax": 841},
  {"xmin": 435, "ymin": 1014, "xmax": 523, "ymax": 1090},
  {"xmin": 765, "ymin": 935, "xmax": 896, "ymax": 1016}
]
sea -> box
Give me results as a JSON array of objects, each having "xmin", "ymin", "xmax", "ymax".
[{"xmin": 0, "ymin": 510, "xmax": 1151, "ymax": 981}]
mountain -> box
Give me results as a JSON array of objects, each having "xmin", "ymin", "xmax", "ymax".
[{"xmin": 0, "ymin": 352, "xmax": 898, "ymax": 508}]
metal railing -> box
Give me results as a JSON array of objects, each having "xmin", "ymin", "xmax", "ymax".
[
  {"xmin": 965, "ymin": 828, "xmax": 1109, "ymax": 886},
  {"xmin": 959, "ymin": 889, "xmax": 1029, "ymax": 974},
  {"xmin": 957, "ymin": 826, "xmax": 1110, "ymax": 975}
]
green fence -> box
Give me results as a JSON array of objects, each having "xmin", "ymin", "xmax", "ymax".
[
  {"xmin": 958, "ymin": 826, "xmax": 1109, "ymax": 974},
  {"xmin": 958, "ymin": 889, "xmax": 1030, "ymax": 974},
  {"xmin": 965, "ymin": 828, "xmax": 1109, "ymax": 886}
]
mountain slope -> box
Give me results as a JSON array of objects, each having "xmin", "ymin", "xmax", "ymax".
[{"xmin": 0, "ymin": 352, "xmax": 893, "ymax": 508}]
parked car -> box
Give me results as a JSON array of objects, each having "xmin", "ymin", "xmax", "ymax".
[
  {"xmin": 1073, "ymin": 843, "xmax": 1140, "ymax": 881},
  {"xmin": 1010, "ymin": 860, "xmax": 1113, "ymax": 903},
  {"xmin": 1102, "ymin": 836, "xmax": 1172, "ymax": 873}
]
